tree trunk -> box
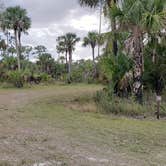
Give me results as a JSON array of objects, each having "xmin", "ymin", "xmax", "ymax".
[
  {"xmin": 156, "ymin": 95, "xmax": 161, "ymax": 120},
  {"xmin": 65, "ymin": 50, "xmax": 68, "ymax": 73},
  {"xmin": 111, "ymin": 17, "xmax": 118, "ymax": 56},
  {"xmin": 110, "ymin": 0, "xmax": 118, "ymax": 56},
  {"xmin": 152, "ymin": 37, "xmax": 157, "ymax": 63},
  {"xmin": 6, "ymin": 31, "xmax": 9, "ymax": 47},
  {"xmin": 133, "ymin": 29, "xmax": 143, "ymax": 104},
  {"xmin": 152, "ymin": 49, "xmax": 156, "ymax": 63},
  {"xmin": 92, "ymin": 47, "xmax": 95, "ymax": 64},
  {"xmin": 92, "ymin": 47, "xmax": 97, "ymax": 78},
  {"xmin": 14, "ymin": 30, "xmax": 21, "ymax": 71},
  {"xmin": 18, "ymin": 30, "xmax": 22, "ymax": 60},
  {"xmin": 68, "ymin": 50, "xmax": 72, "ymax": 83},
  {"xmin": 98, "ymin": 0, "xmax": 102, "ymax": 57}
]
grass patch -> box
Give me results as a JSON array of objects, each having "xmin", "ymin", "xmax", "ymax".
[
  {"xmin": 20, "ymin": 86, "xmax": 166, "ymax": 165},
  {"xmin": 0, "ymin": 83, "xmax": 166, "ymax": 165}
]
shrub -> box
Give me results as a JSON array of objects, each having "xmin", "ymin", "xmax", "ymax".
[
  {"xmin": 94, "ymin": 90, "xmax": 153, "ymax": 117},
  {"xmin": 7, "ymin": 71, "xmax": 24, "ymax": 88},
  {"xmin": 71, "ymin": 70, "xmax": 82, "ymax": 83},
  {"xmin": 39, "ymin": 73, "xmax": 53, "ymax": 83}
]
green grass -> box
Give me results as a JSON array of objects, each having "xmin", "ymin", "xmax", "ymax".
[
  {"xmin": 0, "ymin": 83, "xmax": 166, "ymax": 165},
  {"xmin": 19, "ymin": 84, "xmax": 166, "ymax": 166}
]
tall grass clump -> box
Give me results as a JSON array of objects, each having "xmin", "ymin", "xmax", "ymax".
[{"xmin": 94, "ymin": 90, "xmax": 157, "ymax": 117}]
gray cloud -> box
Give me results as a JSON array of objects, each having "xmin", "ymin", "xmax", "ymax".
[
  {"xmin": 4, "ymin": 0, "xmax": 107, "ymax": 60},
  {"xmin": 5, "ymin": 0, "xmax": 95, "ymax": 27}
]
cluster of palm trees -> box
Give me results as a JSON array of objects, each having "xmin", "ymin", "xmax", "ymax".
[
  {"xmin": 56, "ymin": 33, "xmax": 80, "ymax": 82},
  {"xmin": 79, "ymin": 0, "xmax": 166, "ymax": 104},
  {"xmin": 56, "ymin": 31, "xmax": 103, "ymax": 82}
]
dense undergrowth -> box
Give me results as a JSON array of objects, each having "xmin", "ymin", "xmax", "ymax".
[{"xmin": 94, "ymin": 90, "xmax": 166, "ymax": 118}]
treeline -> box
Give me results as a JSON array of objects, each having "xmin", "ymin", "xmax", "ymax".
[
  {"xmin": 0, "ymin": 6, "xmax": 102, "ymax": 87},
  {"xmin": 0, "ymin": 42, "xmax": 99, "ymax": 87}
]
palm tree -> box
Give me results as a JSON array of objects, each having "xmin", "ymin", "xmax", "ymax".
[
  {"xmin": 57, "ymin": 33, "xmax": 80, "ymax": 82},
  {"xmin": 2, "ymin": 6, "xmax": 31, "ymax": 71},
  {"xmin": 83, "ymin": 31, "xmax": 99, "ymax": 76},
  {"xmin": 34, "ymin": 45, "xmax": 47, "ymax": 56},
  {"xmin": 37, "ymin": 53, "xmax": 54, "ymax": 74},
  {"xmin": 59, "ymin": 56, "xmax": 66, "ymax": 64},
  {"xmin": 112, "ymin": 0, "xmax": 166, "ymax": 103},
  {"xmin": 79, "ymin": 0, "xmax": 119, "ymax": 56},
  {"xmin": 56, "ymin": 38, "xmax": 68, "ymax": 71}
]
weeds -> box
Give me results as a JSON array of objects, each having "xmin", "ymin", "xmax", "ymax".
[{"xmin": 94, "ymin": 90, "xmax": 166, "ymax": 118}]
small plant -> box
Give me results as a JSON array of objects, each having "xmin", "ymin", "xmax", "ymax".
[{"xmin": 40, "ymin": 73, "xmax": 52, "ymax": 82}]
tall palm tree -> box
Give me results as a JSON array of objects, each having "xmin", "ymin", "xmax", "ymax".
[
  {"xmin": 79, "ymin": 0, "xmax": 119, "ymax": 56},
  {"xmin": 112, "ymin": 0, "xmax": 166, "ymax": 103},
  {"xmin": 83, "ymin": 31, "xmax": 99, "ymax": 76},
  {"xmin": 56, "ymin": 38, "xmax": 68, "ymax": 72},
  {"xmin": 2, "ymin": 6, "xmax": 31, "ymax": 71},
  {"xmin": 57, "ymin": 33, "xmax": 80, "ymax": 82}
]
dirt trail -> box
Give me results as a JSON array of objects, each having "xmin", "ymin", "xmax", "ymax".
[
  {"xmin": 0, "ymin": 88, "xmax": 56, "ymax": 109},
  {"xmin": 0, "ymin": 85, "xmax": 99, "ymax": 109},
  {"xmin": 1, "ymin": 85, "xmax": 115, "ymax": 166}
]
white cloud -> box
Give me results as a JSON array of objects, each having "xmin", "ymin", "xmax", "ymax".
[
  {"xmin": 4, "ymin": 0, "xmax": 109, "ymax": 61},
  {"xmin": 70, "ymin": 15, "xmax": 99, "ymax": 32}
]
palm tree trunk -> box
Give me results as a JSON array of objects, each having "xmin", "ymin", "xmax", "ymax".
[
  {"xmin": 92, "ymin": 47, "xmax": 95, "ymax": 63},
  {"xmin": 18, "ymin": 30, "xmax": 22, "ymax": 60},
  {"xmin": 110, "ymin": 0, "xmax": 118, "ymax": 56},
  {"xmin": 92, "ymin": 47, "xmax": 97, "ymax": 77},
  {"xmin": 65, "ymin": 50, "xmax": 68, "ymax": 73},
  {"xmin": 111, "ymin": 17, "xmax": 118, "ymax": 56},
  {"xmin": 98, "ymin": 0, "xmax": 102, "ymax": 57},
  {"xmin": 156, "ymin": 93, "xmax": 161, "ymax": 119},
  {"xmin": 6, "ymin": 30, "xmax": 9, "ymax": 47},
  {"xmin": 133, "ymin": 29, "xmax": 143, "ymax": 104},
  {"xmin": 68, "ymin": 50, "xmax": 72, "ymax": 83},
  {"xmin": 14, "ymin": 30, "xmax": 21, "ymax": 71}
]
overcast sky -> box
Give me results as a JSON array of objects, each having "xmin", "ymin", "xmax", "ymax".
[{"xmin": 4, "ymin": 0, "xmax": 108, "ymax": 61}]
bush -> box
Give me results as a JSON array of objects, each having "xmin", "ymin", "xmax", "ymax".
[
  {"xmin": 7, "ymin": 71, "xmax": 24, "ymax": 88},
  {"xmin": 71, "ymin": 70, "xmax": 82, "ymax": 83},
  {"xmin": 94, "ymin": 90, "xmax": 153, "ymax": 117},
  {"xmin": 39, "ymin": 73, "xmax": 54, "ymax": 83}
]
